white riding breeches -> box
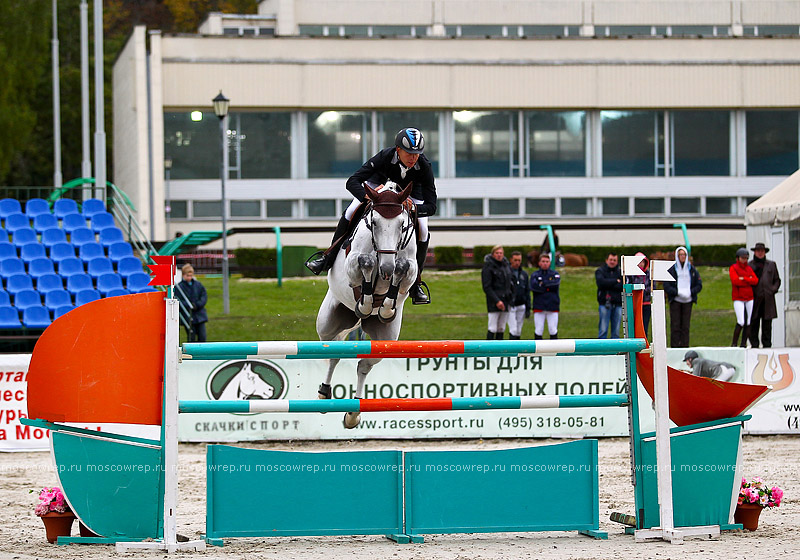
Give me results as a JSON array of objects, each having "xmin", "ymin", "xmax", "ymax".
[
  {"xmin": 533, "ymin": 311, "xmax": 559, "ymax": 336},
  {"xmin": 487, "ymin": 311, "xmax": 509, "ymax": 334},
  {"xmin": 345, "ymin": 195, "xmax": 428, "ymax": 243},
  {"xmin": 733, "ymin": 299, "xmax": 754, "ymax": 326},
  {"xmin": 507, "ymin": 305, "xmax": 527, "ymax": 337}
]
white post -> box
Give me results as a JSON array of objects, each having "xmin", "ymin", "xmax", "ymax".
[
  {"xmin": 51, "ymin": 0, "xmax": 62, "ymax": 189},
  {"xmin": 93, "ymin": 0, "xmax": 106, "ymax": 200},
  {"xmin": 80, "ymin": 1, "xmax": 92, "ymax": 187}
]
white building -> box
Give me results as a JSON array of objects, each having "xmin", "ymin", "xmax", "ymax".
[{"xmin": 112, "ymin": 0, "xmax": 800, "ymax": 248}]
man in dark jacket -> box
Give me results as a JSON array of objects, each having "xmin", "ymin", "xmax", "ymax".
[
  {"xmin": 749, "ymin": 242, "xmax": 782, "ymax": 348},
  {"xmin": 305, "ymin": 127, "xmax": 436, "ymax": 304},
  {"xmin": 663, "ymin": 246, "xmax": 702, "ymax": 348},
  {"xmin": 595, "ymin": 252, "xmax": 623, "ymax": 339},
  {"xmin": 482, "ymin": 245, "xmax": 513, "ymax": 340},
  {"xmin": 530, "ymin": 253, "xmax": 560, "ymax": 339},
  {"xmin": 177, "ymin": 264, "xmax": 208, "ymax": 342},
  {"xmin": 506, "ymin": 251, "xmax": 531, "ymax": 340}
]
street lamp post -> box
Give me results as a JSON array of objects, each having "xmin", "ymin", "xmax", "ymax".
[
  {"xmin": 164, "ymin": 158, "xmax": 173, "ymax": 240},
  {"xmin": 213, "ymin": 92, "xmax": 230, "ymax": 315}
]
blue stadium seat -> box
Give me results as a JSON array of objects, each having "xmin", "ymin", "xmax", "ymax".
[
  {"xmin": 50, "ymin": 242, "xmax": 76, "ymax": 262},
  {"xmin": 108, "ymin": 242, "xmax": 134, "ymax": 263},
  {"xmin": 23, "ymin": 306, "xmax": 52, "ymax": 328},
  {"xmin": 12, "ymin": 228, "xmax": 38, "ymax": 249},
  {"xmin": 44, "ymin": 289, "xmax": 72, "ymax": 312},
  {"xmin": 62, "ymin": 213, "xmax": 88, "ymax": 233},
  {"xmin": 66, "ymin": 273, "xmax": 93, "ymax": 295},
  {"xmin": 126, "ymin": 272, "xmax": 153, "ymax": 292},
  {"xmin": 20, "ymin": 243, "xmax": 46, "ymax": 264},
  {"xmin": 24, "ymin": 198, "xmax": 51, "ymax": 219},
  {"xmin": 28, "ymin": 258, "xmax": 56, "ymax": 280},
  {"xmin": 53, "ymin": 198, "xmax": 79, "ymax": 219},
  {"xmin": 5, "ymin": 213, "xmax": 31, "ymax": 233},
  {"xmin": 81, "ymin": 198, "xmax": 106, "ymax": 218},
  {"xmin": 105, "ymin": 288, "xmax": 130, "ymax": 298},
  {"xmin": 6, "ymin": 274, "xmax": 34, "ymax": 296},
  {"xmin": 97, "ymin": 273, "xmax": 124, "ymax": 296},
  {"xmin": 90, "ymin": 212, "xmax": 115, "ymax": 233},
  {"xmin": 0, "ymin": 199, "xmax": 22, "ymax": 220},
  {"xmin": 14, "ymin": 289, "xmax": 42, "ymax": 312},
  {"xmin": 33, "ymin": 213, "xmax": 59, "ymax": 234},
  {"xmin": 79, "ymin": 242, "xmax": 104, "ymax": 262},
  {"xmin": 53, "ymin": 304, "xmax": 75, "ymax": 319},
  {"xmin": 99, "ymin": 227, "xmax": 124, "ymax": 247},
  {"xmin": 0, "ymin": 305, "xmax": 22, "ymax": 328},
  {"xmin": 87, "ymin": 257, "xmax": 114, "ymax": 279},
  {"xmin": 70, "ymin": 227, "xmax": 96, "ymax": 247},
  {"xmin": 36, "ymin": 273, "xmax": 64, "ymax": 294},
  {"xmin": 0, "ymin": 258, "xmax": 26, "ymax": 280},
  {"xmin": 74, "ymin": 289, "xmax": 100, "ymax": 306},
  {"xmin": 0, "ymin": 242, "xmax": 17, "ymax": 260},
  {"xmin": 41, "ymin": 227, "xmax": 68, "ymax": 249},
  {"xmin": 57, "ymin": 257, "xmax": 84, "ymax": 278},
  {"xmin": 117, "ymin": 256, "xmax": 144, "ymax": 277},
  {"xmin": 0, "ymin": 227, "xmax": 8, "ymax": 242},
  {"xmin": 0, "ymin": 291, "xmax": 10, "ymax": 307}
]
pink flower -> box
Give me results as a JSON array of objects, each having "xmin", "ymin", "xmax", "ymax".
[{"xmin": 771, "ymin": 487, "xmax": 783, "ymax": 507}]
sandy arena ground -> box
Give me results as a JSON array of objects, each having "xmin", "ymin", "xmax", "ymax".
[{"xmin": 1, "ymin": 435, "xmax": 799, "ymax": 560}]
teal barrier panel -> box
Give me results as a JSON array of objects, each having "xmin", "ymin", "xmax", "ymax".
[
  {"xmin": 639, "ymin": 416, "xmax": 747, "ymax": 530},
  {"xmin": 206, "ymin": 446, "xmax": 404, "ymax": 538},
  {"xmin": 404, "ymin": 440, "xmax": 603, "ymax": 537}
]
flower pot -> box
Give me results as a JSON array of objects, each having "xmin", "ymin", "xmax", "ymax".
[
  {"xmin": 40, "ymin": 511, "xmax": 75, "ymax": 543},
  {"xmin": 734, "ymin": 503, "xmax": 764, "ymax": 531}
]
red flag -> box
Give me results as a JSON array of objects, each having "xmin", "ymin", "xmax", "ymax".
[{"xmin": 148, "ymin": 255, "xmax": 176, "ymax": 286}]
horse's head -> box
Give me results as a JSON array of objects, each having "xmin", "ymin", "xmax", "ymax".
[
  {"xmin": 363, "ymin": 182, "xmax": 414, "ymax": 280},
  {"xmin": 237, "ymin": 363, "xmax": 275, "ymax": 400}
]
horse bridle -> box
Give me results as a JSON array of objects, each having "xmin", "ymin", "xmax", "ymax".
[{"xmin": 362, "ymin": 200, "xmax": 415, "ymax": 258}]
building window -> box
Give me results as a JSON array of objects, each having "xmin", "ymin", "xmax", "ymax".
[
  {"xmin": 489, "ymin": 199, "xmax": 519, "ymax": 215},
  {"xmin": 525, "ymin": 198, "xmax": 556, "ymax": 215},
  {"xmin": 746, "ymin": 110, "xmax": 799, "ymax": 176},
  {"xmin": 673, "ymin": 111, "xmax": 730, "ymax": 176},
  {"xmin": 298, "ymin": 25, "xmax": 323, "ymax": 36},
  {"xmin": 607, "ymin": 26, "xmax": 657, "ymax": 37},
  {"xmin": 308, "ymin": 111, "xmax": 370, "ymax": 178},
  {"xmin": 305, "ymin": 200, "xmax": 337, "ymax": 217},
  {"xmin": 230, "ymin": 200, "xmax": 261, "ymax": 218},
  {"xmin": 459, "ymin": 25, "xmax": 505, "ymax": 38},
  {"xmin": 602, "ymin": 198, "xmax": 629, "ymax": 215},
  {"xmin": 670, "ymin": 25, "xmax": 716, "ymax": 37},
  {"xmin": 521, "ymin": 25, "xmax": 569, "ymax": 37},
  {"xmin": 706, "ymin": 197, "xmax": 736, "ymax": 215},
  {"xmin": 193, "ymin": 201, "xmax": 222, "ymax": 218},
  {"xmin": 266, "ymin": 200, "xmax": 294, "ymax": 218},
  {"xmin": 635, "ymin": 198, "xmax": 664, "ymax": 214},
  {"xmin": 372, "ymin": 26, "xmax": 413, "ymax": 37},
  {"xmin": 527, "ymin": 111, "xmax": 586, "ymax": 176},
  {"xmin": 167, "ymin": 200, "xmax": 187, "ymax": 219},
  {"xmin": 671, "ymin": 197, "xmax": 701, "ymax": 214},
  {"xmin": 343, "ymin": 25, "xmax": 369, "ymax": 37},
  {"xmin": 789, "ymin": 220, "xmax": 800, "ymax": 301},
  {"xmin": 232, "ymin": 113, "xmax": 291, "ymax": 179},
  {"xmin": 602, "ymin": 111, "xmax": 663, "ymax": 176},
  {"xmin": 561, "ymin": 198, "xmax": 589, "ymax": 216},
  {"xmin": 376, "ymin": 111, "xmax": 440, "ymax": 175},
  {"xmin": 164, "ymin": 112, "xmax": 220, "ymax": 180},
  {"xmin": 454, "ymin": 111, "xmax": 513, "ymax": 177},
  {"xmin": 454, "ymin": 199, "xmax": 483, "ymax": 217}
]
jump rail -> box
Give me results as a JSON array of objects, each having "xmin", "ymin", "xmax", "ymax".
[
  {"xmin": 179, "ymin": 394, "xmax": 629, "ymax": 414},
  {"xmin": 181, "ymin": 338, "xmax": 647, "ymax": 360}
]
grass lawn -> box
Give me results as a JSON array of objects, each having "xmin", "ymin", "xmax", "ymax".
[{"xmin": 190, "ymin": 266, "xmax": 735, "ymax": 346}]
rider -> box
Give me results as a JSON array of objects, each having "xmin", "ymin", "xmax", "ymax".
[{"xmin": 305, "ymin": 127, "xmax": 437, "ymax": 304}]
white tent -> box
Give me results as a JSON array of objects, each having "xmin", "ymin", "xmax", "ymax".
[{"xmin": 745, "ymin": 169, "xmax": 800, "ymax": 347}]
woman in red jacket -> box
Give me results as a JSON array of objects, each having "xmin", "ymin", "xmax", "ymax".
[{"xmin": 730, "ymin": 247, "xmax": 759, "ymax": 347}]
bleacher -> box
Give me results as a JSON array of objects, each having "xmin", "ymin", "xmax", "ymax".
[{"xmin": 0, "ymin": 197, "xmax": 154, "ymax": 331}]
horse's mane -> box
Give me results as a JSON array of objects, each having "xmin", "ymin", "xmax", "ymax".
[{"xmin": 366, "ymin": 181, "xmax": 412, "ymax": 219}]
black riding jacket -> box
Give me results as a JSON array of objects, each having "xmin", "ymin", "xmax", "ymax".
[{"xmin": 346, "ymin": 147, "xmax": 437, "ymax": 217}]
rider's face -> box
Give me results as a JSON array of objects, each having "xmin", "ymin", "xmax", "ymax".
[{"xmin": 397, "ymin": 147, "xmax": 420, "ymax": 168}]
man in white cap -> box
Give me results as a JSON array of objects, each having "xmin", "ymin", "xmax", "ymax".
[{"xmin": 748, "ymin": 242, "xmax": 781, "ymax": 348}]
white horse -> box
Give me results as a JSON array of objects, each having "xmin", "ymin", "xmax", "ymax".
[
  {"xmin": 218, "ymin": 363, "xmax": 275, "ymax": 400},
  {"xmin": 316, "ymin": 181, "xmax": 418, "ymax": 428}
]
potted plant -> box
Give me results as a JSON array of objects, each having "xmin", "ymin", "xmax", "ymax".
[
  {"xmin": 33, "ymin": 487, "xmax": 75, "ymax": 543},
  {"xmin": 735, "ymin": 477, "xmax": 783, "ymax": 531}
]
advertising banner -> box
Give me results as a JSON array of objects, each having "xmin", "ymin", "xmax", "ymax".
[
  {"xmin": 0, "ymin": 355, "xmax": 45, "ymax": 451},
  {"xmin": 744, "ymin": 347, "xmax": 800, "ymax": 433}
]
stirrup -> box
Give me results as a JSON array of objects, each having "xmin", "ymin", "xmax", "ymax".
[
  {"xmin": 305, "ymin": 250, "xmax": 329, "ymax": 275},
  {"xmin": 411, "ymin": 281, "xmax": 431, "ymax": 305}
]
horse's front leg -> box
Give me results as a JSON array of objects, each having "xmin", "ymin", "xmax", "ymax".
[
  {"xmin": 378, "ymin": 258, "xmax": 416, "ymax": 323},
  {"xmin": 350, "ymin": 253, "xmax": 376, "ymax": 318},
  {"xmin": 343, "ymin": 357, "xmax": 381, "ymax": 429}
]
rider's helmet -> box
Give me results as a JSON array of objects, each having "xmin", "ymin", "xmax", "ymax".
[
  {"xmin": 736, "ymin": 247, "xmax": 749, "ymax": 259},
  {"xmin": 684, "ymin": 350, "xmax": 699, "ymax": 364},
  {"xmin": 395, "ymin": 128, "xmax": 425, "ymax": 154}
]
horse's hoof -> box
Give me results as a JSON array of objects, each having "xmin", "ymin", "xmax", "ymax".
[
  {"xmin": 355, "ymin": 305, "xmax": 372, "ymax": 319},
  {"xmin": 318, "ymin": 383, "xmax": 332, "ymax": 399},
  {"xmin": 343, "ymin": 412, "xmax": 361, "ymax": 429},
  {"xmin": 378, "ymin": 307, "xmax": 396, "ymax": 323}
]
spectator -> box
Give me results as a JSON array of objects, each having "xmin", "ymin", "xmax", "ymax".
[
  {"xmin": 748, "ymin": 242, "xmax": 782, "ymax": 348},
  {"xmin": 664, "ymin": 246, "xmax": 702, "ymax": 348},
  {"xmin": 730, "ymin": 247, "xmax": 759, "ymax": 347},
  {"xmin": 595, "ymin": 252, "xmax": 623, "ymax": 339},
  {"xmin": 507, "ymin": 251, "xmax": 531, "ymax": 340},
  {"xmin": 683, "ymin": 351, "xmax": 735, "ymax": 382},
  {"xmin": 482, "ymin": 245, "xmax": 513, "ymax": 340},
  {"xmin": 177, "ymin": 264, "xmax": 208, "ymax": 342},
  {"xmin": 625, "ymin": 252, "xmax": 652, "ymax": 336},
  {"xmin": 530, "ymin": 253, "xmax": 560, "ymax": 339}
]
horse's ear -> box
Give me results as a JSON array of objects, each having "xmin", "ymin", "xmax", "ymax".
[
  {"xmin": 364, "ymin": 183, "xmax": 380, "ymax": 201},
  {"xmin": 399, "ymin": 181, "xmax": 413, "ymax": 202}
]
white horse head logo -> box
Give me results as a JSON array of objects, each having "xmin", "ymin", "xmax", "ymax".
[{"xmin": 218, "ymin": 362, "xmax": 275, "ymax": 400}]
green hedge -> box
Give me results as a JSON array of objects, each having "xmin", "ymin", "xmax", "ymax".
[
  {"xmin": 234, "ymin": 248, "xmax": 278, "ymax": 278},
  {"xmin": 433, "ymin": 246, "xmax": 465, "ymax": 265}
]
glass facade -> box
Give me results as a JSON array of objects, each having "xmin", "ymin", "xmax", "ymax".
[
  {"xmin": 454, "ymin": 199, "xmax": 483, "ymax": 216},
  {"xmin": 377, "ymin": 111, "xmax": 440, "ymax": 175},
  {"xmin": 229, "ymin": 113, "xmax": 291, "ymax": 179},
  {"xmin": 455, "ymin": 111, "xmax": 513, "ymax": 177},
  {"xmin": 671, "ymin": 197, "xmax": 701, "ymax": 214},
  {"xmin": 528, "ymin": 111, "xmax": 585, "ymax": 176},
  {"xmin": 308, "ymin": 111, "xmax": 370, "ymax": 178},
  {"xmin": 164, "ymin": 112, "xmax": 220, "ymax": 179},
  {"xmin": 561, "ymin": 198, "xmax": 589, "ymax": 215},
  {"xmin": 525, "ymin": 198, "xmax": 556, "ymax": 215},
  {"xmin": 602, "ymin": 111, "xmax": 663, "ymax": 176},
  {"xmin": 789, "ymin": 220, "xmax": 800, "ymax": 302},
  {"xmin": 747, "ymin": 110, "xmax": 799, "ymax": 175},
  {"xmin": 673, "ymin": 111, "xmax": 730, "ymax": 176},
  {"xmin": 489, "ymin": 199, "xmax": 519, "ymax": 215}
]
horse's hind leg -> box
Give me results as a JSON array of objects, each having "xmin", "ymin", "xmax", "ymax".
[
  {"xmin": 343, "ymin": 356, "xmax": 381, "ymax": 429},
  {"xmin": 316, "ymin": 292, "xmax": 359, "ymax": 400}
]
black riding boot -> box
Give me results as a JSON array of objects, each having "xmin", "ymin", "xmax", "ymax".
[
  {"xmin": 305, "ymin": 215, "xmax": 350, "ymax": 275},
  {"xmin": 487, "ymin": 330, "xmax": 495, "ymax": 340},
  {"xmin": 495, "ymin": 332, "xmax": 504, "ymax": 340},
  {"xmin": 732, "ymin": 324, "xmax": 742, "ymax": 347},
  {"xmin": 535, "ymin": 334, "xmax": 543, "ymax": 340},
  {"xmin": 509, "ymin": 334, "xmax": 520, "ymax": 340},
  {"xmin": 550, "ymin": 333, "xmax": 558, "ymax": 339},
  {"xmin": 741, "ymin": 326, "xmax": 751, "ymax": 348},
  {"xmin": 410, "ymin": 238, "xmax": 430, "ymax": 304}
]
